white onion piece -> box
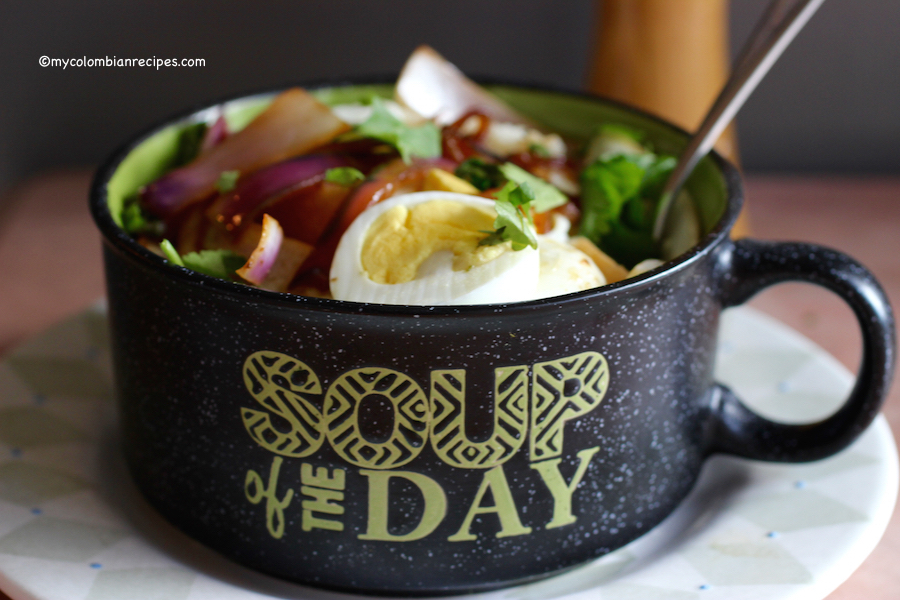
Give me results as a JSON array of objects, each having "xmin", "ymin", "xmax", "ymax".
[
  {"xmin": 237, "ymin": 214, "xmax": 283, "ymax": 285},
  {"xmin": 395, "ymin": 45, "xmax": 534, "ymax": 126},
  {"xmin": 628, "ymin": 259, "xmax": 664, "ymax": 278},
  {"xmin": 330, "ymin": 100, "xmax": 424, "ymax": 126},
  {"xmin": 481, "ymin": 122, "xmax": 566, "ymax": 158}
]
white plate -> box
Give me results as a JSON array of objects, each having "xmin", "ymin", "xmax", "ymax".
[{"xmin": 0, "ymin": 306, "xmax": 895, "ymax": 600}]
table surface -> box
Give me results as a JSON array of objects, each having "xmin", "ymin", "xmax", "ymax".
[{"xmin": 0, "ymin": 171, "xmax": 897, "ymax": 599}]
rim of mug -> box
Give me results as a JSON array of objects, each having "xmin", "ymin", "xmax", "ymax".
[{"xmin": 89, "ymin": 77, "xmax": 744, "ymax": 318}]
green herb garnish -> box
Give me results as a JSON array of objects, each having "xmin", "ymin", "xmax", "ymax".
[
  {"xmin": 497, "ymin": 163, "xmax": 567, "ymax": 213},
  {"xmin": 479, "ymin": 181, "xmax": 538, "ymax": 251},
  {"xmin": 454, "ymin": 158, "xmax": 505, "ymax": 191},
  {"xmin": 171, "ymin": 122, "xmax": 208, "ymax": 169},
  {"xmin": 121, "ymin": 194, "xmax": 163, "ymax": 237},
  {"xmin": 356, "ymin": 97, "xmax": 441, "ymax": 163},
  {"xmin": 183, "ymin": 249, "xmax": 247, "ymax": 279},
  {"xmin": 324, "ymin": 166, "xmax": 366, "ymax": 186},
  {"xmin": 216, "ymin": 170, "xmax": 240, "ymax": 193},
  {"xmin": 160, "ymin": 239, "xmax": 185, "ymax": 266},
  {"xmin": 160, "ymin": 239, "xmax": 246, "ymax": 280},
  {"xmin": 528, "ymin": 143, "xmax": 551, "ymax": 157},
  {"xmin": 578, "ymin": 150, "xmax": 676, "ymax": 267}
]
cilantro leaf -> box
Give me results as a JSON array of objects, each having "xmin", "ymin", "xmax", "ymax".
[
  {"xmin": 159, "ymin": 239, "xmax": 246, "ymax": 281},
  {"xmin": 182, "ymin": 249, "xmax": 247, "ymax": 280},
  {"xmin": 498, "ymin": 163, "xmax": 567, "ymax": 213},
  {"xmin": 479, "ymin": 181, "xmax": 538, "ymax": 251},
  {"xmin": 356, "ymin": 97, "xmax": 441, "ymax": 163},
  {"xmin": 478, "ymin": 227, "xmax": 508, "ymax": 247},
  {"xmin": 171, "ymin": 122, "xmax": 208, "ymax": 169},
  {"xmin": 638, "ymin": 155, "xmax": 677, "ymax": 200},
  {"xmin": 578, "ymin": 150, "xmax": 677, "ymax": 267},
  {"xmin": 216, "ymin": 170, "xmax": 240, "ymax": 193},
  {"xmin": 579, "ymin": 156, "xmax": 644, "ymax": 238},
  {"xmin": 325, "ymin": 166, "xmax": 365, "ymax": 186},
  {"xmin": 595, "ymin": 222, "xmax": 656, "ymax": 269},
  {"xmin": 528, "ymin": 143, "xmax": 551, "ymax": 158},
  {"xmin": 455, "ymin": 158, "xmax": 505, "ymax": 191},
  {"xmin": 121, "ymin": 193, "xmax": 163, "ymax": 237}
]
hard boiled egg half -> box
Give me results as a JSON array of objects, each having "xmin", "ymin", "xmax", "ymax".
[{"xmin": 329, "ymin": 191, "xmax": 605, "ymax": 305}]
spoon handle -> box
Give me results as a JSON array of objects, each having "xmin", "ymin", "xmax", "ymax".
[{"xmin": 652, "ymin": 0, "xmax": 827, "ymax": 242}]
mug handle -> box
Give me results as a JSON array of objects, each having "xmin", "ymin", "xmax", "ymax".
[{"xmin": 707, "ymin": 238, "xmax": 896, "ymax": 462}]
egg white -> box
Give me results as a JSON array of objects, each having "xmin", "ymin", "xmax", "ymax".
[
  {"xmin": 329, "ymin": 191, "xmax": 606, "ymax": 306},
  {"xmin": 534, "ymin": 238, "xmax": 606, "ymax": 298},
  {"xmin": 330, "ymin": 192, "xmax": 540, "ymax": 305}
]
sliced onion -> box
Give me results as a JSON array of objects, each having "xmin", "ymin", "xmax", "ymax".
[
  {"xmin": 236, "ymin": 214, "xmax": 283, "ymax": 285},
  {"xmin": 261, "ymin": 236, "xmax": 313, "ymax": 292},
  {"xmin": 233, "ymin": 221, "xmax": 313, "ymax": 292},
  {"xmin": 395, "ymin": 45, "xmax": 534, "ymax": 126},
  {"xmin": 142, "ymin": 88, "xmax": 350, "ymax": 217},
  {"xmin": 200, "ymin": 114, "xmax": 229, "ymax": 152},
  {"xmin": 211, "ymin": 154, "xmax": 350, "ymax": 228}
]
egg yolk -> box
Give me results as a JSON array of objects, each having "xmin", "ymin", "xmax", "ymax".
[{"xmin": 361, "ymin": 199, "xmax": 507, "ymax": 284}]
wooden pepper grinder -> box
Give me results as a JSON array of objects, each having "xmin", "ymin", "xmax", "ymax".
[{"xmin": 587, "ymin": 0, "xmax": 750, "ymax": 236}]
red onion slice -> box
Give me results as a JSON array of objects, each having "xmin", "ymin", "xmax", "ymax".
[
  {"xmin": 213, "ymin": 155, "xmax": 350, "ymax": 228},
  {"xmin": 141, "ymin": 88, "xmax": 350, "ymax": 218},
  {"xmin": 200, "ymin": 115, "xmax": 229, "ymax": 152},
  {"xmin": 236, "ymin": 214, "xmax": 283, "ymax": 285}
]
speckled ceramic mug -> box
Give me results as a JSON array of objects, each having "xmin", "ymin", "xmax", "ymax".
[{"xmin": 90, "ymin": 83, "xmax": 896, "ymax": 596}]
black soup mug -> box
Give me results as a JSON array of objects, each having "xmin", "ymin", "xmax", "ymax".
[{"xmin": 90, "ymin": 84, "xmax": 896, "ymax": 596}]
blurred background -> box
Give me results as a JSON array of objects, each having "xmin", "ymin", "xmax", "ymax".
[{"xmin": 0, "ymin": 0, "xmax": 898, "ymax": 199}]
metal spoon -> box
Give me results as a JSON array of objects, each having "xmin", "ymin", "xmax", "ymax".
[{"xmin": 652, "ymin": 0, "xmax": 827, "ymax": 242}]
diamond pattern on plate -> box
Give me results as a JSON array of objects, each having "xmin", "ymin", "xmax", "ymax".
[
  {"xmin": 8, "ymin": 308, "xmax": 109, "ymax": 359},
  {"xmin": 599, "ymin": 583, "xmax": 699, "ymax": 600},
  {"xmin": 0, "ymin": 407, "xmax": 87, "ymax": 447},
  {"xmin": 789, "ymin": 451, "xmax": 879, "ymax": 481},
  {"xmin": 736, "ymin": 489, "xmax": 866, "ymax": 532},
  {"xmin": 0, "ymin": 516, "xmax": 126, "ymax": 561},
  {"xmin": 85, "ymin": 567, "xmax": 195, "ymax": 600},
  {"xmin": 715, "ymin": 348, "xmax": 814, "ymax": 395},
  {"xmin": 683, "ymin": 530, "xmax": 812, "ymax": 585},
  {"xmin": 750, "ymin": 390, "xmax": 846, "ymax": 425},
  {"xmin": 505, "ymin": 549, "xmax": 636, "ymax": 600},
  {"xmin": 0, "ymin": 461, "xmax": 88, "ymax": 505},
  {"xmin": 5, "ymin": 356, "xmax": 110, "ymax": 401}
]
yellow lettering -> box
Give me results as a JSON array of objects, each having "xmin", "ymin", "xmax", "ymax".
[
  {"xmin": 324, "ymin": 368, "xmax": 429, "ymax": 469},
  {"xmin": 448, "ymin": 466, "xmax": 532, "ymax": 541},
  {"xmin": 531, "ymin": 446, "xmax": 600, "ymax": 528},
  {"xmin": 241, "ymin": 351, "xmax": 324, "ymax": 457},
  {"xmin": 244, "ymin": 456, "xmax": 294, "ymax": 539},
  {"xmin": 359, "ymin": 470, "xmax": 447, "ymax": 541},
  {"xmin": 300, "ymin": 464, "xmax": 346, "ymax": 532},
  {"xmin": 530, "ymin": 352, "xmax": 609, "ymax": 461},
  {"xmin": 430, "ymin": 367, "xmax": 528, "ymax": 469},
  {"xmin": 301, "ymin": 487, "xmax": 344, "ymax": 531},
  {"xmin": 301, "ymin": 463, "xmax": 345, "ymax": 489}
]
